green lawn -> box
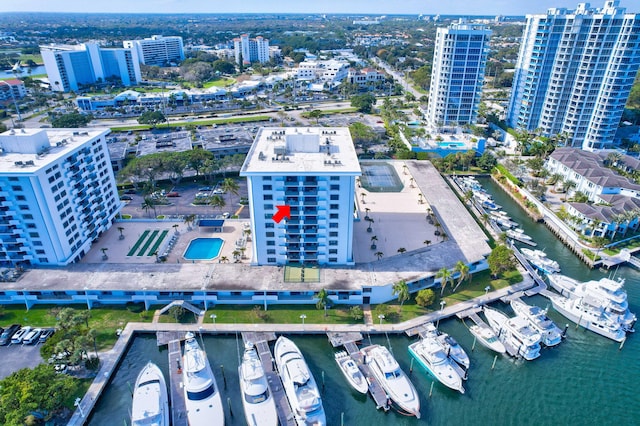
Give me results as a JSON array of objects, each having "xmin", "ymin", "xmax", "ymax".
[
  {"xmin": 205, "ymin": 304, "xmax": 362, "ymax": 325},
  {"xmin": 203, "ymin": 77, "xmax": 236, "ymax": 88},
  {"xmin": 109, "ymin": 114, "xmax": 271, "ymax": 131},
  {"xmin": 0, "ymin": 305, "xmax": 152, "ymax": 350}
]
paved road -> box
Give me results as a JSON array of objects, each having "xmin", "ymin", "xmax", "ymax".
[
  {"xmin": 371, "ymin": 57, "xmax": 424, "ymax": 99},
  {"xmin": 0, "ymin": 343, "xmax": 44, "ymax": 379}
]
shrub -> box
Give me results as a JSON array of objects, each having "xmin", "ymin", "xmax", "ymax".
[{"xmin": 415, "ymin": 289, "xmax": 436, "ymax": 307}]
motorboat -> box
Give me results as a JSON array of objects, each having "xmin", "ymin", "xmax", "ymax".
[
  {"xmin": 131, "ymin": 362, "xmax": 169, "ymax": 426},
  {"xmin": 506, "ymin": 229, "xmax": 535, "ymax": 244},
  {"xmin": 424, "ymin": 323, "xmax": 470, "ymax": 370},
  {"xmin": 408, "ymin": 337, "xmax": 465, "ymax": 394},
  {"xmin": 481, "ymin": 200, "xmax": 501, "ymax": 211},
  {"xmin": 520, "ymin": 248, "xmax": 561, "ymax": 274},
  {"xmin": 274, "ymin": 336, "xmax": 325, "ymax": 426},
  {"xmin": 361, "ymin": 344, "xmax": 420, "ymax": 418},
  {"xmin": 510, "ymin": 299, "xmax": 563, "ymax": 347},
  {"xmin": 468, "ymin": 323, "xmax": 506, "ymax": 354},
  {"xmin": 549, "ymin": 294, "xmax": 626, "ymax": 342},
  {"xmin": 483, "ymin": 307, "xmax": 542, "ymax": 361},
  {"xmin": 238, "ymin": 343, "xmax": 278, "ymax": 426},
  {"xmin": 548, "ymin": 274, "xmax": 636, "ymax": 331},
  {"xmin": 183, "ymin": 331, "xmax": 224, "ymax": 426},
  {"xmin": 334, "ymin": 351, "xmax": 368, "ymax": 394}
]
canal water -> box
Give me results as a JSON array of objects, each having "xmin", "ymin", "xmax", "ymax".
[
  {"xmin": 0, "ymin": 65, "xmax": 46, "ymax": 79},
  {"xmin": 89, "ymin": 177, "xmax": 640, "ymax": 425}
]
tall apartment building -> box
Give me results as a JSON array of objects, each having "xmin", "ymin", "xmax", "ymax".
[
  {"xmin": 425, "ymin": 20, "xmax": 491, "ymax": 128},
  {"xmin": 123, "ymin": 35, "xmax": 185, "ymax": 66},
  {"xmin": 240, "ymin": 127, "xmax": 361, "ymax": 266},
  {"xmin": 0, "ymin": 79, "xmax": 27, "ymax": 103},
  {"xmin": 41, "ymin": 42, "xmax": 142, "ymax": 92},
  {"xmin": 0, "ymin": 128, "xmax": 121, "ymax": 266},
  {"xmin": 507, "ymin": 1, "xmax": 640, "ymax": 150},
  {"xmin": 233, "ymin": 34, "xmax": 270, "ymax": 65}
]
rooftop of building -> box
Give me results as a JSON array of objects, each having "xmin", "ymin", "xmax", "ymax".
[
  {"xmin": 241, "ymin": 127, "xmax": 361, "ymax": 175},
  {"xmin": 0, "ymin": 128, "xmax": 109, "ymax": 173}
]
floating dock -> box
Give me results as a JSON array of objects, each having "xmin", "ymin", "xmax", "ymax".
[
  {"xmin": 241, "ymin": 332, "xmax": 297, "ymax": 426},
  {"xmin": 167, "ymin": 339, "xmax": 188, "ymax": 426}
]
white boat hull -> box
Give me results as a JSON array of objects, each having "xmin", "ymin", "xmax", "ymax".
[
  {"xmin": 131, "ymin": 362, "xmax": 169, "ymax": 426},
  {"xmin": 469, "ymin": 324, "xmax": 506, "ymax": 354},
  {"xmin": 510, "ymin": 299, "xmax": 563, "ymax": 347},
  {"xmin": 239, "ymin": 346, "xmax": 279, "ymax": 426},
  {"xmin": 408, "ymin": 339, "xmax": 465, "ymax": 394},
  {"xmin": 335, "ymin": 352, "xmax": 368, "ymax": 394},
  {"xmin": 550, "ymin": 296, "xmax": 626, "ymax": 342}
]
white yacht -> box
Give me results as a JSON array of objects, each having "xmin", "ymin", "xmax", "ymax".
[
  {"xmin": 468, "ymin": 324, "xmax": 506, "ymax": 354},
  {"xmin": 131, "ymin": 362, "xmax": 169, "ymax": 426},
  {"xmin": 520, "ymin": 248, "xmax": 561, "ymax": 274},
  {"xmin": 506, "ymin": 229, "xmax": 533, "ymax": 241},
  {"xmin": 361, "ymin": 344, "xmax": 420, "ymax": 419},
  {"xmin": 274, "ymin": 336, "xmax": 325, "ymax": 426},
  {"xmin": 549, "ymin": 294, "xmax": 627, "ymax": 342},
  {"xmin": 239, "ymin": 343, "xmax": 278, "ymax": 426},
  {"xmin": 182, "ymin": 332, "xmax": 225, "ymax": 426},
  {"xmin": 510, "ymin": 299, "xmax": 563, "ymax": 347},
  {"xmin": 334, "ymin": 351, "xmax": 368, "ymax": 394},
  {"xmin": 408, "ymin": 337, "xmax": 465, "ymax": 394},
  {"xmin": 484, "ymin": 307, "xmax": 542, "ymax": 361},
  {"xmin": 548, "ymin": 274, "xmax": 636, "ymax": 331},
  {"xmin": 424, "ymin": 323, "xmax": 470, "ymax": 370}
]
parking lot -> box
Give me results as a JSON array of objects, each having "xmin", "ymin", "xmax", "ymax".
[{"xmin": 0, "ymin": 342, "xmax": 45, "ymax": 379}]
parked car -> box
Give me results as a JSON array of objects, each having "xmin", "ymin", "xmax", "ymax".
[
  {"xmin": 198, "ymin": 186, "xmax": 211, "ymax": 192},
  {"xmin": 124, "ymin": 189, "xmax": 137, "ymax": 194},
  {"xmin": 120, "ymin": 195, "xmax": 133, "ymax": 201},
  {"xmin": 166, "ymin": 192, "xmax": 180, "ymax": 197},
  {"xmin": 0, "ymin": 324, "xmax": 21, "ymax": 345},
  {"xmin": 212, "ymin": 189, "xmax": 225, "ymax": 194},
  {"xmin": 11, "ymin": 326, "xmax": 32, "ymax": 344},
  {"xmin": 38, "ymin": 328, "xmax": 55, "ymax": 344},
  {"xmin": 23, "ymin": 328, "xmax": 43, "ymax": 345}
]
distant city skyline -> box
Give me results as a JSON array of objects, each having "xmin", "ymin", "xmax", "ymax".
[{"xmin": 1, "ymin": 0, "xmax": 640, "ymax": 15}]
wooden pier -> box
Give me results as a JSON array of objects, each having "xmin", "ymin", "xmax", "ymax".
[
  {"xmin": 167, "ymin": 339, "xmax": 188, "ymax": 426},
  {"xmin": 157, "ymin": 330, "xmax": 187, "ymax": 346},
  {"xmin": 326, "ymin": 331, "xmax": 363, "ymax": 348},
  {"xmin": 352, "ymin": 347, "xmax": 390, "ymax": 411},
  {"xmin": 241, "ymin": 332, "xmax": 297, "ymax": 426}
]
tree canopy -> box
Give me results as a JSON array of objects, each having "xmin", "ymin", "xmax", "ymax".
[
  {"xmin": 212, "ymin": 59, "xmax": 236, "ymax": 75},
  {"xmin": 350, "ymin": 93, "xmax": 376, "ymax": 114},
  {"xmin": 137, "ymin": 110, "xmax": 166, "ymax": 126},
  {"xmin": 487, "ymin": 245, "xmax": 516, "ymax": 277},
  {"xmin": 51, "ymin": 113, "xmax": 92, "ymax": 128}
]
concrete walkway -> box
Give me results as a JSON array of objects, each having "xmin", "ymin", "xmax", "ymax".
[{"xmin": 66, "ymin": 278, "xmax": 536, "ymax": 425}]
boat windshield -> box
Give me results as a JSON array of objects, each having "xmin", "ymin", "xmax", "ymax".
[
  {"xmin": 245, "ymin": 389, "xmax": 269, "ymax": 404},
  {"xmin": 187, "ymin": 384, "xmax": 216, "ymax": 401},
  {"xmin": 385, "ymin": 369, "xmax": 402, "ymax": 380}
]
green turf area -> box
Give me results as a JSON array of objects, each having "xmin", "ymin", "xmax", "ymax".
[
  {"xmin": 205, "ymin": 304, "xmax": 362, "ymax": 325},
  {"xmin": 110, "ymin": 114, "xmax": 272, "ymax": 131},
  {"xmin": 137, "ymin": 229, "xmax": 159, "ymax": 256},
  {"xmin": 127, "ymin": 229, "xmax": 150, "ymax": 256},
  {"xmin": 148, "ymin": 230, "xmax": 169, "ymax": 256},
  {"xmin": 203, "ymin": 77, "xmax": 236, "ymax": 88},
  {"xmin": 284, "ymin": 265, "xmax": 320, "ymax": 283}
]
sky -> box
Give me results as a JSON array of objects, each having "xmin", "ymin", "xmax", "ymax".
[{"xmin": 1, "ymin": 0, "xmax": 640, "ymax": 15}]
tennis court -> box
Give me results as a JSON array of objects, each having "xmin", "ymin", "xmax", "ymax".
[
  {"xmin": 360, "ymin": 162, "xmax": 404, "ymax": 192},
  {"xmin": 284, "ymin": 265, "xmax": 320, "ymax": 283}
]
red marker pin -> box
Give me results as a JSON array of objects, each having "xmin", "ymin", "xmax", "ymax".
[{"xmin": 272, "ymin": 205, "xmax": 291, "ymax": 223}]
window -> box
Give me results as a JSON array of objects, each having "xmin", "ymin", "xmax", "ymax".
[
  {"xmin": 266, "ymin": 232, "xmax": 275, "ymax": 237},
  {"xmin": 329, "ymin": 240, "xmax": 338, "ymax": 246},
  {"xmin": 267, "ymin": 257, "xmax": 276, "ymax": 263},
  {"xmin": 264, "ymin": 204, "xmax": 273, "ymax": 210},
  {"xmin": 330, "ymin": 204, "xmax": 339, "ymax": 210},
  {"xmin": 330, "ymin": 213, "xmax": 339, "ymax": 219},
  {"xmin": 329, "ymin": 231, "xmax": 338, "ymax": 237},
  {"xmin": 264, "ymin": 194, "xmax": 273, "ymax": 200},
  {"xmin": 329, "ymin": 223, "xmax": 338, "ymax": 228},
  {"xmin": 330, "ymin": 195, "xmax": 339, "ymax": 201},
  {"xmin": 330, "ymin": 176, "xmax": 339, "ymax": 181},
  {"xmin": 329, "ymin": 249, "xmax": 338, "ymax": 254},
  {"xmin": 330, "ymin": 184, "xmax": 339, "ymax": 190},
  {"xmin": 263, "ymin": 176, "xmax": 272, "ymax": 181},
  {"xmin": 263, "ymin": 185, "xmax": 272, "ymax": 190},
  {"xmin": 266, "ymin": 241, "xmax": 275, "ymax": 246},
  {"xmin": 329, "ymin": 257, "xmax": 337, "ymax": 262},
  {"xmin": 267, "ymin": 249, "xmax": 276, "ymax": 254}
]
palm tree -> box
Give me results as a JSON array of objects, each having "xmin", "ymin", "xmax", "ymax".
[
  {"xmin": 232, "ymin": 250, "xmax": 241, "ymax": 262},
  {"xmin": 141, "ymin": 197, "xmax": 157, "ymax": 218},
  {"xmin": 397, "ymin": 247, "xmax": 407, "ymax": 254},
  {"xmin": 452, "ymin": 261, "xmax": 470, "ymax": 292},
  {"xmin": 436, "ymin": 267, "xmax": 453, "ymax": 296},
  {"xmin": 364, "ymin": 207, "xmax": 371, "ymax": 220},
  {"xmin": 402, "ymin": 164, "xmax": 409, "ymax": 175},
  {"xmin": 209, "ymin": 195, "xmax": 226, "ymax": 214},
  {"xmin": 360, "ymin": 192, "xmax": 367, "ymax": 204},
  {"xmin": 409, "ymin": 177, "xmax": 415, "ymax": 188},
  {"xmin": 366, "ymin": 217, "xmax": 374, "ymax": 233},
  {"xmin": 547, "ymin": 173, "xmax": 563, "ymax": 186},
  {"xmin": 243, "ymin": 228, "xmax": 252, "ymax": 241},
  {"xmin": 374, "ymin": 251, "xmax": 384, "ymax": 260},
  {"xmin": 370, "ymin": 235, "xmax": 378, "ymax": 250},
  {"xmin": 117, "ymin": 226, "xmax": 125, "ymax": 240},
  {"xmin": 219, "ymin": 256, "xmax": 229, "ymax": 263},
  {"xmin": 463, "ymin": 190, "xmax": 473, "ymax": 205},
  {"xmin": 392, "ymin": 280, "xmax": 410, "ymax": 308},
  {"xmin": 418, "ymin": 193, "xmax": 424, "ymax": 204},
  {"xmin": 184, "ymin": 214, "xmax": 196, "ymax": 230},
  {"xmin": 172, "ymin": 224, "xmax": 179, "ymax": 234},
  {"xmin": 100, "ymin": 248, "xmax": 108, "ymax": 260},
  {"xmin": 315, "ymin": 288, "xmax": 331, "ymax": 317},
  {"xmin": 423, "ymin": 240, "xmax": 431, "ymax": 246},
  {"xmin": 221, "ymin": 178, "xmax": 239, "ymax": 209}
]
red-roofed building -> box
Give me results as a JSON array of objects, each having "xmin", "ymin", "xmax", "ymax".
[{"xmin": 0, "ymin": 79, "xmax": 26, "ymax": 104}]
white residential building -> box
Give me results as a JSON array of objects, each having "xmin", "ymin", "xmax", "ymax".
[
  {"xmin": 425, "ymin": 20, "xmax": 491, "ymax": 128},
  {"xmin": 295, "ymin": 60, "xmax": 350, "ymax": 85},
  {"xmin": 240, "ymin": 127, "xmax": 361, "ymax": 266},
  {"xmin": 347, "ymin": 68, "xmax": 387, "ymax": 86},
  {"xmin": 0, "ymin": 78, "xmax": 27, "ymax": 103},
  {"xmin": 507, "ymin": 1, "xmax": 640, "ymax": 150},
  {"xmin": 233, "ymin": 34, "xmax": 270, "ymax": 65},
  {"xmin": 123, "ymin": 35, "xmax": 184, "ymax": 66},
  {"xmin": 0, "ymin": 128, "xmax": 121, "ymax": 266},
  {"xmin": 41, "ymin": 42, "xmax": 141, "ymax": 92}
]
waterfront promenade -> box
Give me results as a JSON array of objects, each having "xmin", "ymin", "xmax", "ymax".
[{"xmin": 67, "ymin": 276, "xmax": 536, "ymax": 425}]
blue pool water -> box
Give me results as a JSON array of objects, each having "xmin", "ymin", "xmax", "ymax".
[
  {"xmin": 437, "ymin": 141, "xmax": 466, "ymax": 149},
  {"xmin": 183, "ymin": 238, "xmax": 223, "ymax": 260}
]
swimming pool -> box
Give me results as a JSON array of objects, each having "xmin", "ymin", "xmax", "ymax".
[
  {"xmin": 183, "ymin": 238, "xmax": 224, "ymax": 260},
  {"xmin": 437, "ymin": 141, "xmax": 466, "ymax": 149}
]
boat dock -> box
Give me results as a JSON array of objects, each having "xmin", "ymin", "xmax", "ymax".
[
  {"xmin": 326, "ymin": 332, "xmax": 389, "ymax": 411},
  {"xmin": 241, "ymin": 332, "xmax": 297, "ymax": 426},
  {"xmin": 167, "ymin": 339, "xmax": 188, "ymax": 426}
]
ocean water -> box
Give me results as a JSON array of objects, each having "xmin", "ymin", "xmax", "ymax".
[{"xmin": 88, "ymin": 178, "xmax": 640, "ymax": 425}]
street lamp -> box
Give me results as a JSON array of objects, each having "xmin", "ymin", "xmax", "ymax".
[
  {"xmin": 300, "ymin": 314, "xmax": 307, "ymax": 326},
  {"xmin": 84, "ymin": 286, "xmax": 91, "ymax": 311},
  {"xmin": 0, "ymin": 80, "xmax": 22, "ymax": 126},
  {"xmin": 210, "ymin": 314, "xmax": 217, "ymax": 325},
  {"xmin": 74, "ymin": 397, "xmax": 85, "ymax": 418},
  {"xmin": 436, "ymin": 300, "xmax": 446, "ymax": 327},
  {"xmin": 378, "ymin": 314, "xmax": 385, "ymax": 326}
]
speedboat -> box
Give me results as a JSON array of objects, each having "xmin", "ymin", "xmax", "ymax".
[
  {"xmin": 506, "ymin": 229, "xmax": 533, "ymax": 241},
  {"xmin": 548, "ymin": 274, "xmax": 636, "ymax": 331},
  {"xmin": 274, "ymin": 336, "xmax": 325, "ymax": 426},
  {"xmin": 239, "ymin": 343, "xmax": 278, "ymax": 426},
  {"xmin": 424, "ymin": 323, "xmax": 470, "ymax": 370},
  {"xmin": 520, "ymin": 248, "xmax": 561, "ymax": 274},
  {"xmin": 408, "ymin": 337, "xmax": 465, "ymax": 394},
  {"xmin": 468, "ymin": 323, "xmax": 506, "ymax": 354},
  {"xmin": 549, "ymin": 294, "xmax": 627, "ymax": 342},
  {"xmin": 510, "ymin": 299, "xmax": 563, "ymax": 347},
  {"xmin": 484, "ymin": 307, "xmax": 542, "ymax": 361},
  {"xmin": 131, "ymin": 362, "xmax": 169, "ymax": 426},
  {"xmin": 183, "ymin": 332, "xmax": 224, "ymax": 426},
  {"xmin": 361, "ymin": 344, "xmax": 420, "ymax": 418},
  {"xmin": 334, "ymin": 351, "xmax": 368, "ymax": 394}
]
